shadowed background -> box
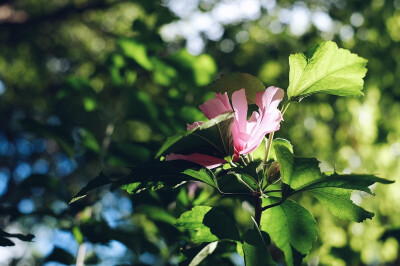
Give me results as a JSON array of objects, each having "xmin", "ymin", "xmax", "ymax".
[{"xmin": 0, "ymin": 0, "xmax": 399, "ymax": 265}]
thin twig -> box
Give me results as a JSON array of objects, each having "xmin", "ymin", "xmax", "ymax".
[
  {"xmin": 261, "ymin": 198, "xmax": 284, "ymax": 212},
  {"xmin": 234, "ymin": 173, "xmax": 255, "ymax": 193},
  {"xmin": 263, "ymin": 189, "xmax": 282, "ymax": 193}
]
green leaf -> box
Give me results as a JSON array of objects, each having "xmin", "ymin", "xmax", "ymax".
[
  {"xmin": 188, "ymin": 241, "xmax": 218, "ymax": 266},
  {"xmin": 268, "ymin": 138, "xmax": 293, "ymax": 161},
  {"xmin": 273, "ymin": 143, "xmax": 392, "ymax": 222},
  {"xmin": 70, "ymin": 161, "xmax": 202, "ymax": 203},
  {"xmin": 293, "ymin": 173, "xmax": 394, "ymax": 195},
  {"xmin": 308, "ymin": 188, "xmax": 374, "ymax": 222},
  {"xmin": 175, "ymin": 206, "xmax": 240, "ymax": 244},
  {"xmin": 156, "ymin": 111, "xmax": 234, "ymax": 158},
  {"xmin": 273, "ymin": 143, "xmax": 321, "ymax": 191},
  {"xmin": 273, "ymin": 143, "xmax": 393, "ymax": 195},
  {"xmin": 260, "ymin": 199, "xmax": 317, "ymax": 266},
  {"xmin": 183, "ymin": 168, "xmax": 218, "ymax": 189},
  {"xmin": 118, "ymin": 39, "xmax": 153, "ymax": 70},
  {"xmin": 205, "ymin": 73, "xmax": 266, "ymax": 105},
  {"xmin": 242, "ymin": 219, "xmax": 276, "ymax": 266},
  {"xmin": 287, "ymin": 41, "xmax": 367, "ymax": 101}
]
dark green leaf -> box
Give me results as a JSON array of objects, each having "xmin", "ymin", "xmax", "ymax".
[
  {"xmin": 242, "ymin": 219, "xmax": 276, "ymax": 266},
  {"xmin": 293, "ymin": 173, "xmax": 394, "ymax": 195},
  {"xmin": 70, "ymin": 161, "xmax": 202, "ymax": 203},
  {"xmin": 175, "ymin": 206, "xmax": 240, "ymax": 244},
  {"xmin": 156, "ymin": 112, "xmax": 234, "ymax": 159},
  {"xmin": 205, "ymin": 73, "xmax": 266, "ymax": 105},
  {"xmin": 260, "ymin": 198, "xmax": 317, "ymax": 266}
]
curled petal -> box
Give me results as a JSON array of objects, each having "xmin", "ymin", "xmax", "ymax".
[
  {"xmin": 199, "ymin": 92, "xmax": 232, "ymax": 119},
  {"xmin": 165, "ymin": 153, "xmax": 226, "ymax": 169},
  {"xmin": 255, "ymin": 86, "xmax": 285, "ymax": 112},
  {"xmin": 215, "ymin": 92, "xmax": 232, "ymax": 111}
]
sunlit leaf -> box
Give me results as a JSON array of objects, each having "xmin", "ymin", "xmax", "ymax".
[
  {"xmin": 287, "ymin": 41, "xmax": 367, "ymax": 101},
  {"xmin": 261, "ymin": 198, "xmax": 317, "ymax": 266},
  {"xmin": 293, "ymin": 173, "xmax": 394, "ymax": 195},
  {"xmin": 309, "ymin": 188, "xmax": 374, "ymax": 222},
  {"xmin": 183, "ymin": 168, "xmax": 218, "ymax": 189},
  {"xmin": 273, "ymin": 143, "xmax": 392, "ymax": 222}
]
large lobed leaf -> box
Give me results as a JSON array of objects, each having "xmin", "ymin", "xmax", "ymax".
[
  {"xmin": 261, "ymin": 199, "xmax": 317, "ymax": 266},
  {"xmin": 273, "ymin": 142, "xmax": 393, "ymax": 222},
  {"xmin": 205, "ymin": 73, "xmax": 266, "ymax": 105},
  {"xmin": 287, "ymin": 41, "xmax": 367, "ymax": 101},
  {"xmin": 175, "ymin": 206, "xmax": 241, "ymax": 244},
  {"xmin": 156, "ymin": 112, "xmax": 234, "ymax": 159}
]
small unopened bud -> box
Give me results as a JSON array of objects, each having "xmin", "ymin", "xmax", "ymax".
[{"xmin": 267, "ymin": 161, "xmax": 280, "ymax": 184}]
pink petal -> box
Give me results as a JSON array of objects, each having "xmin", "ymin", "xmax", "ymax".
[
  {"xmin": 165, "ymin": 153, "xmax": 226, "ymax": 169},
  {"xmin": 215, "ymin": 92, "xmax": 232, "ymax": 111},
  {"xmin": 239, "ymin": 87, "xmax": 284, "ymax": 154},
  {"xmin": 241, "ymin": 111, "xmax": 283, "ymax": 154},
  {"xmin": 187, "ymin": 121, "xmax": 204, "ymax": 131},
  {"xmin": 199, "ymin": 94, "xmax": 232, "ymax": 119},
  {"xmin": 255, "ymin": 86, "xmax": 285, "ymax": 112},
  {"xmin": 231, "ymin": 89, "xmax": 248, "ymax": 133}
]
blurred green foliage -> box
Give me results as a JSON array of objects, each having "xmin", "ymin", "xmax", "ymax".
[{"xmin": 0, "ymin": 0, "xmax": 399, "ymax": 265}]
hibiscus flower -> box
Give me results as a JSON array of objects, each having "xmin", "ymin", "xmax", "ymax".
[{"xmin": 166, "ymin": 87, "xmax": 284, "ymax": 168}]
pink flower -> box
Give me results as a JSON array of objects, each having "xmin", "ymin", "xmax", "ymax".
[{"xmin": 166, "ymin": 87, "xmax": 284, "ymax": 168}]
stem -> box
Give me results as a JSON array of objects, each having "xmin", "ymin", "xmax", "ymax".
[
  {"xmin": 234, "ymin": 173, "xmax": 254, "ymax": 193},
  {"xmin": 76, "ymin": 243, "xmax": 86, "ymax": 266},
  {"xmin": 262, "ymin": 132, "xmax": 274, "ymax": 173},
  {"xmin": 281, "ymin": 101, "xmax": 291, "ymax": 116},
  {"xmin": 240, "ymin": 156, "xmax": 248, "ymax": 166},
  {"xmin": 262, "ymin": 101, "xmax": 291, "ymax": 174},
  {"xmin": 254, "ymin": 192, "xmax": 262, "ymax": 227}
]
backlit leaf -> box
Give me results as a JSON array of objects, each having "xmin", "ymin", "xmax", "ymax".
[{"xmin": 287, "ymin": 41, "xmax": 367, "ymax": 101}]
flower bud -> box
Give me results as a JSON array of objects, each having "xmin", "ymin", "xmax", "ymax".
[{"xmin": 267, "ymin": 161, "xmax": 280, "ymax": 184}]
